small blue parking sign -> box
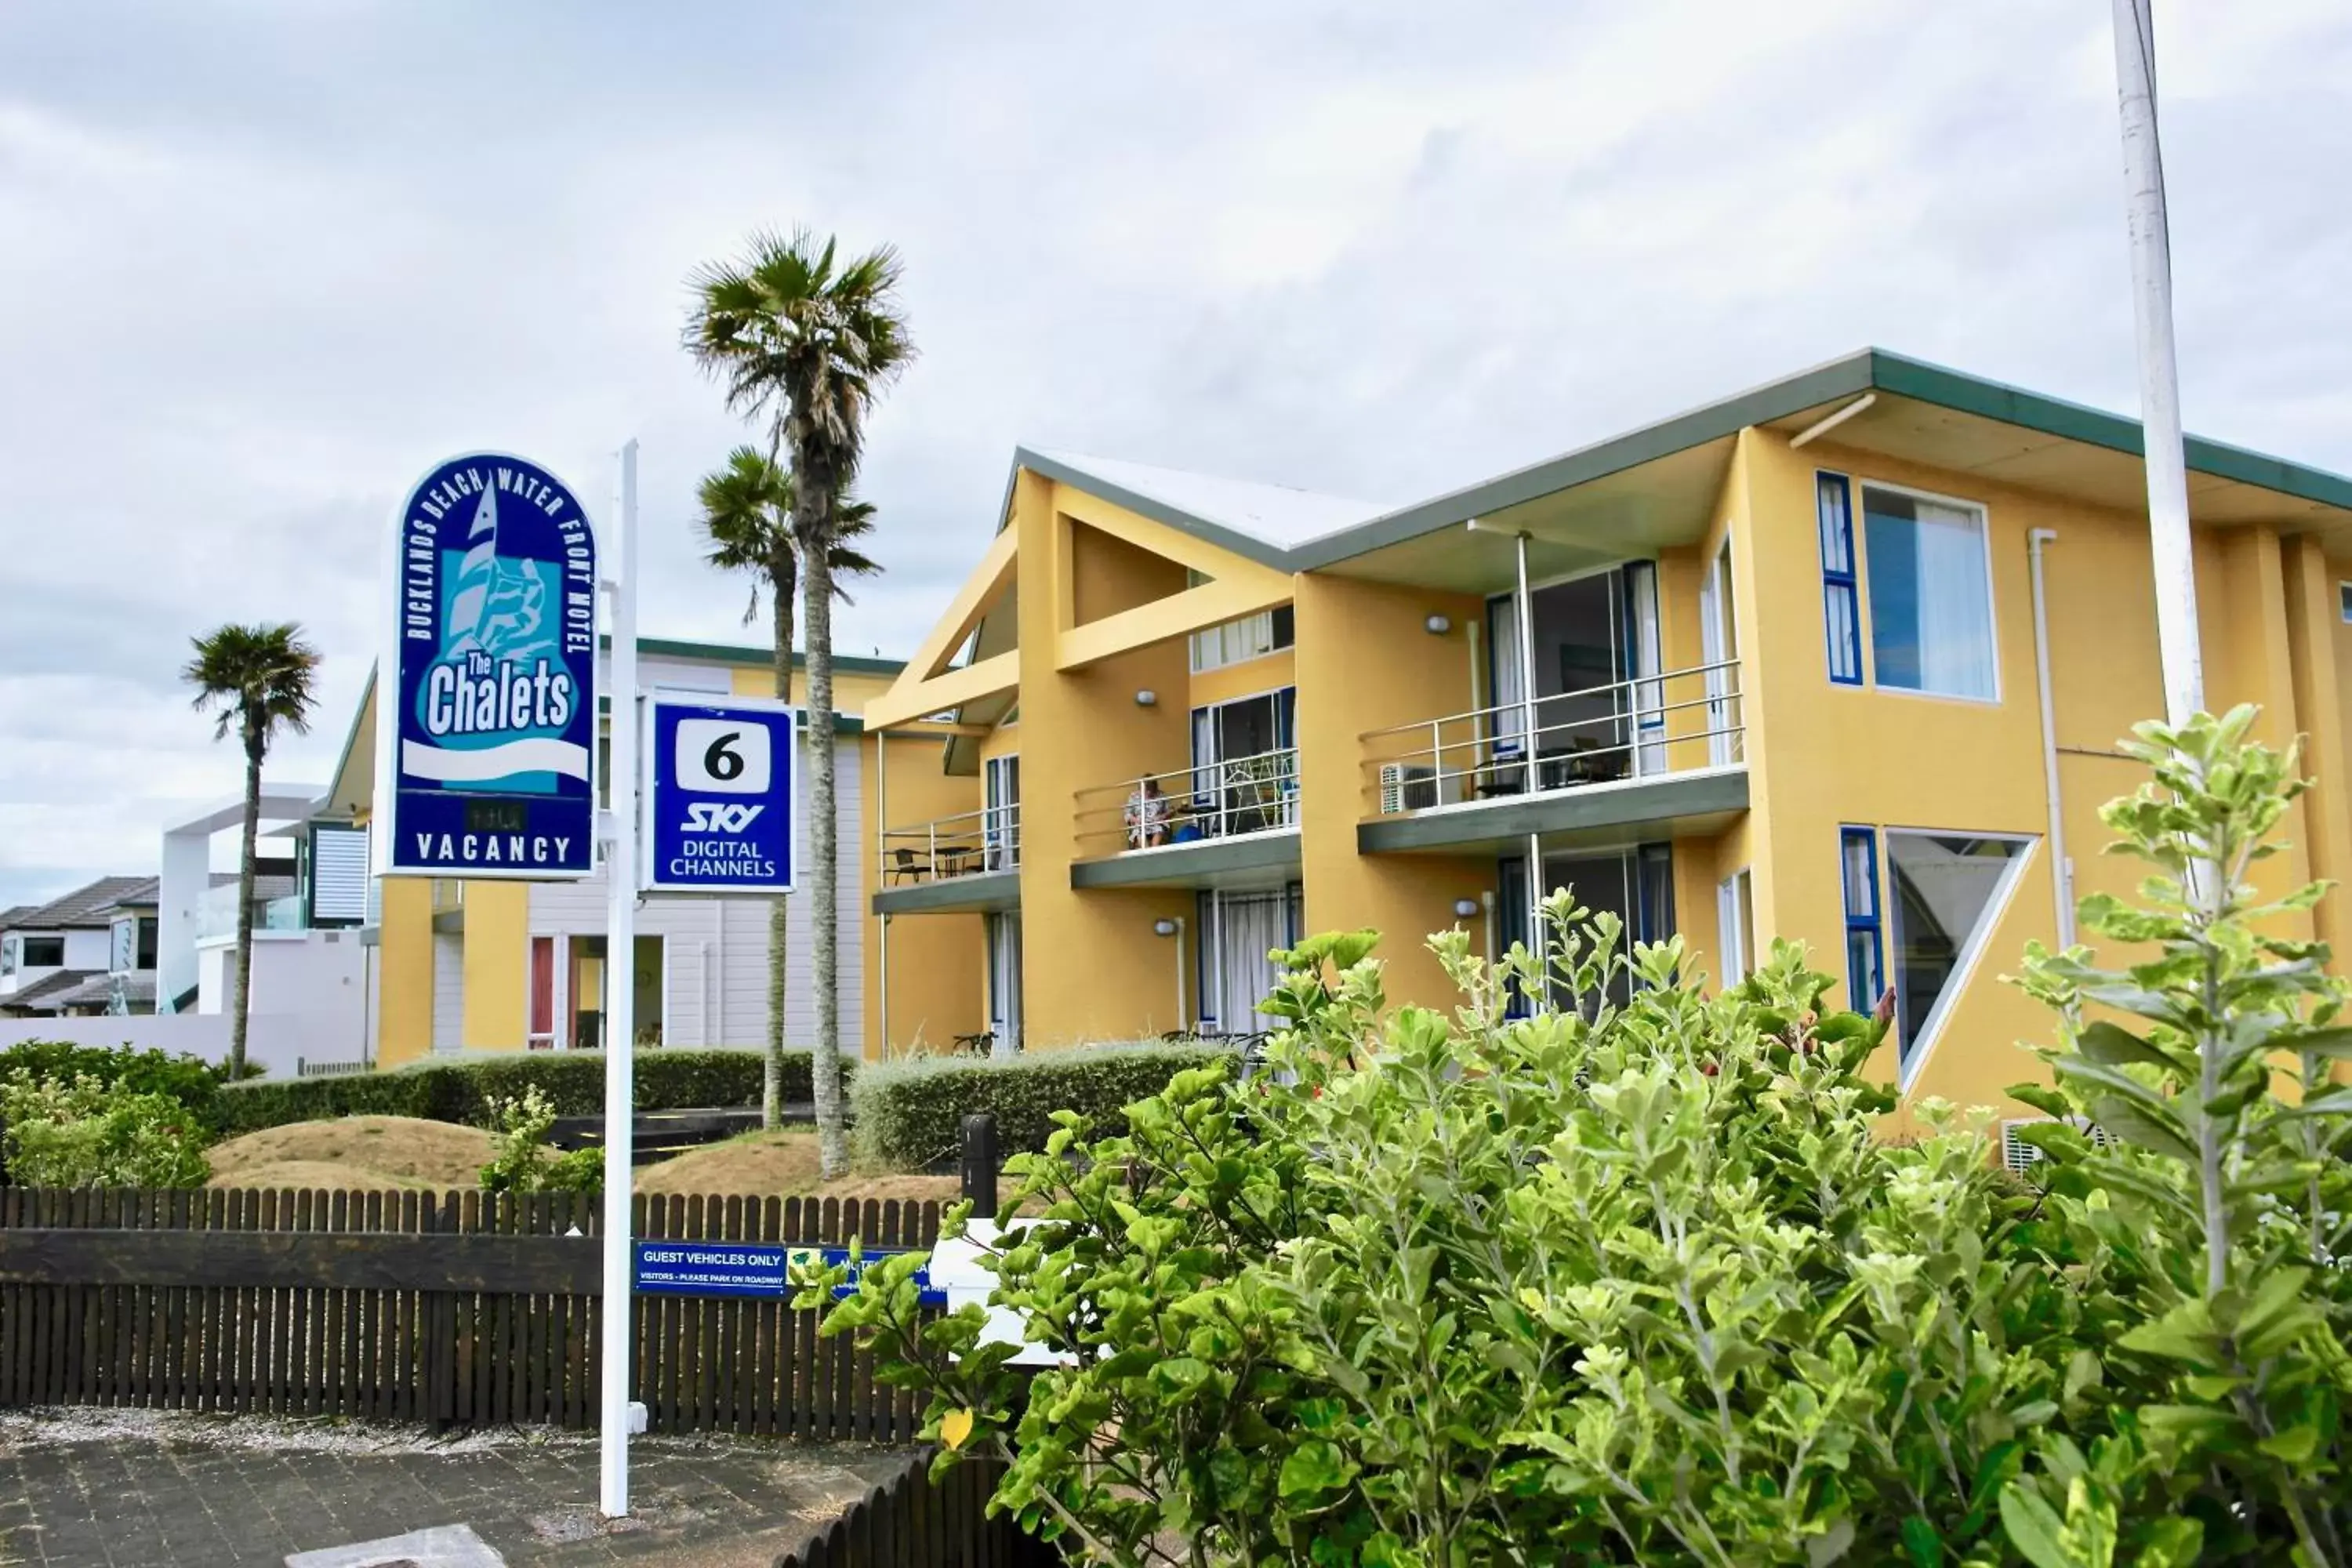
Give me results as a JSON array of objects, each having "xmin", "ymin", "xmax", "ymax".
[{"xmin": 643, "ymin": 695, "xmax": 795, "ymax": 895}]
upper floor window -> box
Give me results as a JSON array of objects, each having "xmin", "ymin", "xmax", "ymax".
[
  {"xmin": 0, "ymin": 935, "xmax": 15, "ymax": 975},
  {"xmin": 1189, "ymin": 605, "xmax": 1294, "ymax": 673},
  {"xmin": 19, "ymin": 935, "xmax": 64, "ymax": 968},
  {"xmin": 1817, "ymin": 473, "xmax": 1997, "ymax": 700}
]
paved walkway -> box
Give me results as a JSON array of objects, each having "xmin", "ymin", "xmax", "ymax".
[{"xmin": 0, "ymin": 1410, "xmax": 907, "ymax": 1567}]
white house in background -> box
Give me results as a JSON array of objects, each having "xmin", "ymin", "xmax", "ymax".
[
  {"xmin": 0, "ymin": 877, "xmax": 158, "ymax": 1016},
  {"xmin": 156, "ymin": 785, "xmax": 373, "ymax": 1066}
]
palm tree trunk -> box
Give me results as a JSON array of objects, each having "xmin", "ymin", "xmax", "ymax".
[
  {"xmin": 764, "ymin": 542, "xmax": 798, "ymax": 1131},
  {"xmin": 800, "ymin": 501, "xmax": 848, "ymax": 1180},
  {"xmin": 230, "ymin": 714, "xmax": 263, "ymax": 1080}
]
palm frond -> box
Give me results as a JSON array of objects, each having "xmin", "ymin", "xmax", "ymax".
[{"xmin": 183, "ymin": 622, "xmax": 322, "ymax": 748}]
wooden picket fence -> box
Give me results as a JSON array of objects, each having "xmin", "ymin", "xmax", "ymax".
[
  {"xmin": 0, "ymin": 1185, "xmax": 942, "ymax": 1439},
  {"xmin": 775, "ymin": 1449, "xmax": 1062, "ymax": 1568}
]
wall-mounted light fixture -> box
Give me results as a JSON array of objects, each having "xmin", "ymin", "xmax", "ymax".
[
  {"xmin": 1134, "ymin": 689, "xmax": 1159, "ymax": 707},
  {"xmin": 1453, "ymin": 898, "xmax": 1480, "ymax": 920},
  {"xmin": 1152, "ymin": 918, "xmax": 1178, "ymax": 937},
  {"xmin": 1425, "ymin": 614, "xmax": 1453, "ymax": 636}
]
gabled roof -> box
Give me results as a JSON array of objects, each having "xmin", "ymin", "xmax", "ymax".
[
  {"xmin": 0, "ymin": 970, "xmax": 99, "ymax": 1012},
  {"xmin": 52, "ymin": 973, "xmax": 154, "ymax": 1011},
  {"xmin": 0, "ymin": 906, "xmax": 32, "ymax": 934},
  {"xmin": 9, "ymin": 877, "xmax": 154, "ymax": 931},
  {"xmin": 1017, "ymin": 448, "xmax": 1389, "ymax": 562},
  {"xmin": 1004, "ymin": 348, "xmax": 2352, "ymax": 582}
]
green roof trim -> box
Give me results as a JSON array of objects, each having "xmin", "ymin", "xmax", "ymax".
[
  {"xmin": 602, "ymin": 633, "xmax": 906, "ymax": 676},
  {"xmin": 1004, "ymin": 347, "xmax": 2352, "ymax": 577}
]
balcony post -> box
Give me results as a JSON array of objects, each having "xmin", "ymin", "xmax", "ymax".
[
  {"xmin": 1515, "ymin": 531, "xmax": 1543, "ymax": 951},
  {"xmin": 1428, "ymin": 720, "xmax": 1443, "ymax": 804}
]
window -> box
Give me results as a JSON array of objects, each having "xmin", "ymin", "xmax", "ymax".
[
  {"xmin": 2339, "ymin": 582, "xmax": 2352, "ymax": 623},
  {"xmin": 1, "ymin": 935, "xmax": 14, "ymax": 975},
  {"xmin": 1838, "ymin": 828, "xmax": 1882, "ymax": 1012},
  {"xmin": 1716, "ymin": 868, "xmax": 1756, "ymax": 986},
  {"xmin": 136, "ymin": 917, "xmax": 158, "ymax": 971},
  {"xmin": 1817, "ymin": 474, "xmax": 1862, "ymax": 684},
  {"xmin": 111, "ymin": 917, "xmax": 135, "ymax": 974},
  {"xmin": 1861, "ymin": 485, "xmax": 1996, "ymax": 699},
  {"xmin": 20, "ymin": 935, "xmax": 64, "ymax": 968},
  {"xmin": 1189, "ymin": 605, "xmax": 1294, "ymax": 673},
  {"xmin": 1884, "ymin": 833, "xmax": 2030, "ymax": 1074}
]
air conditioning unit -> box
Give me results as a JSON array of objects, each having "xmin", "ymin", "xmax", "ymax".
[
  {"xmin": 1378, "ymin": 763, "xmax": 1438, "ymax": 814},
  {"xmin": 1999, "ymin": 1116, "xmax": 2111, "ymax": 1174}
]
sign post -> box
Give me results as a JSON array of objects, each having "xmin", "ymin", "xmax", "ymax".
[{"xmin": 600, "ymin": 440, "xmax": 640, "ymax": 1519}]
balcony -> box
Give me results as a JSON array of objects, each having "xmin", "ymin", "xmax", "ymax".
[
  {"xmin": 872, "ymin": 807, "xmax": 1022, "ymax": 915},
  {"xmin": 1356, "ymin": 659, "xmax": 1748, "ymax": 854},
  {"xmin": 194, "ymin": 884, "xmax": 306, "ymax": 943},
  {"xmin": 1069, "ymin": 748, "xmax": 1301, "ymax": 889}
]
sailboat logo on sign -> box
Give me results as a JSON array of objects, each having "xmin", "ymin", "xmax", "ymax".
[{"xmin": 385, "ymin": 453, "xmax": 599, "ymax": 878}]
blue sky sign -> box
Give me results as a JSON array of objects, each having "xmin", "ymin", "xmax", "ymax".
[
  {"xmin": 644, "ymin": 695, "xmax": 795, "ymax": 895},
  {"xmin": 379, "ymin": 452, "xmax": 598, "ymax": 879}
]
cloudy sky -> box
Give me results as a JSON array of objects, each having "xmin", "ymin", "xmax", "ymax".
[{"xmin": 1, "ymin": 1, "xmax": 2347, "ymax": 906}]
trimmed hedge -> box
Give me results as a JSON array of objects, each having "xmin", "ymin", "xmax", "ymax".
[
  {"xmin": 216, "ymin": 1048, "xmax": 848, "ymax": 1134},
  {"xmin": 851, "ymin": 1043, "xmax": 1238, "ymax": 1170}
]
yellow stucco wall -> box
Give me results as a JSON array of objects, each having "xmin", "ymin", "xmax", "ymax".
[
  {"xmin": 864, "ymin": 729, "xmax": 986, "ymax": 1057},
  {"xmin": 1012, "ymin": 477, "xmax": 1196, "ymax": 1046},
  {"xmin": 1294, "ymin": 573, "xmax": 1490, "ymax": 1005},
  {"xmin": 459, "ymin": 880, "xmax": 528, "ymax": 1050},
  {"xmin": 1737, "ymin": 429, "xmax": 2347, "ymax": 1123},
  {"xmin": 375, "ymin": 876, "xmax": 434, "ymax": 1067}
]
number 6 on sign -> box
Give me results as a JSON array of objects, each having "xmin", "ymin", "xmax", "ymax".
[{"xmin": 676, "ymin": 718, "xmax": 769, "ymax": 793}]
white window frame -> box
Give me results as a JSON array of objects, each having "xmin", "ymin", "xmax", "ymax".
[
  {"xmin": 1853, "ymin": 478, "xmax": 2002, "ymax": 706},
  {"xmin": 1882, "ymin": 828, "xmax": 2038, "ymax": 1092},
  {"xmin": 2338, "ymin": 582, "xmax": 2352, "ymax": 624},
  {"xmin": 1189, "ymin": 608, "xmax": 1294, "ymax": 674},
  {"xmin": 1715, "ymin": 867, "xmax": 1755, "ymax": 987}
]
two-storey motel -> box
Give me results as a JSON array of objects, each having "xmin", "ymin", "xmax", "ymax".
[{"xmin": 855, "ymin": 347, "xmax": 2352, "ymax": 1121}]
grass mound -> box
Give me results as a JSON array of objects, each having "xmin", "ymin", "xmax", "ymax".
[{"xmin": 206, "ymin": 1116, "xmax": 498, "ymax": 1191}]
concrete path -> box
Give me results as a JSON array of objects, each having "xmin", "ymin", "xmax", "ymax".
[{"xmin": 0, "ymin": 1410, "xmax": 905, "ymax": 1567}]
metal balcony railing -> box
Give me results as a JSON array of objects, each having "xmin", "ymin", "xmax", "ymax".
[
  {"xmin": 1359, "ymin": 659, "xmax": 1743, "ymax": 815},
  {"xmin": 880, "ymin": 804, "xmax": 1022, "ymax": 886},
  {"xmin": 1074, "ymin": 747, "xmax": 1300, "ymax": 857}
]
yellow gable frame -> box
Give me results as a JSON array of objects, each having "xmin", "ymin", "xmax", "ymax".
[
  {"xmin": 865, "ymin": 525, "xmax": 1020, "ymax": 731},
  {"xmin": 1048, "ymin": 485, "xmax": 1294, "ymax": 672}
]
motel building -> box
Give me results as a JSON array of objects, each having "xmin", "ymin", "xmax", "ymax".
[
  {"xmin": 853, "ymin": 347, "xmax": 2352, "ymax": 1131},
  {"xmin": 327, "ymin": 639, "xmax": 964, "ymax": 1065}
]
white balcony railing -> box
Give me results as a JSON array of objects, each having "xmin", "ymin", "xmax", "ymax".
[
  {"xmin": 1074, "ymin": 746, "xmax": 1300, "ymax": 857},
  {"xmin": 1359, "ymin": 659, "xmax": 1742, "ymax": 815},
  {"xmin": 880, "ymin": 804, "xmax": 1022, "ymax": 887}
]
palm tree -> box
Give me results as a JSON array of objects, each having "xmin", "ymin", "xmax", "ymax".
[
  {"xmin": 183, "ymin": 622, "xmax": 321, "ymax": 1078},
  {"xmin": 695, "ymin": 446, "xmax": 880, "ymax": 1129},
  {"xmin": 686, "ymin": 230, "xmax": 913, "ymax": 1178}
]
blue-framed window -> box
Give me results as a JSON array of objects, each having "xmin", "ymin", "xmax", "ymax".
[
  {"xmin": 1817, "ymin": 472, "xmax": 1863, "ymax": 684},
  {"xmin": 1840, "ymin": 826, "xmax": 1883, "ymax": 1011}
]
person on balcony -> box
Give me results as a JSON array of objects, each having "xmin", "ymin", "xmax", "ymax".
[{"xmin": 1125, "ymin": 777, "xmax": 1171, "ymax": 848}]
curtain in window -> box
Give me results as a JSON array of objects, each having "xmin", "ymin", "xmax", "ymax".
[
  {"xmin": 1913, "ymin": 501, "xmax": 1995, "ymax": 697},
  {"xmin": 1488, "ymin": 595, "xmax": 1524, "ymax": 756}
]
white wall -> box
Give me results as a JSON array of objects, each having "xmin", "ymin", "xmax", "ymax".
[
  {"xmin": 527, "ymin": 735, "xmax": 863, "ymax": 1052},
  {"xmin": 431, "ymin": 934, "xmax": 463, "ymax": 1052},
  {"xmin": 0, "ymin": 1011, "xmax": 366, "ymax": 1076},
  {"xmin": 62, "ymin": 929, "xmax": 110, "ymax": 971}
]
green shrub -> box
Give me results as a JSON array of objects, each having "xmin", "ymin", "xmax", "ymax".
[
  {"xmin": 0, "ymin": 1071, "xmax": 212, "ymax": 1189},
  {"xmin": 477, "ymin": 1085, "xmax": 603, "ymax": 1195},
  {"xmin": 849, "ymin": 1043, "xmax": 1236, "ymax": 1170},
  {"xmin": 822, "ymin": 708, "xmax": 2352, "ymax": 1566},
  {"xmin": 0, "ymin": 1040, "xmax": 231, "ymax": 1127},
  {"xmin": 215, "ymin": 1047, "xmax": 840, "ymax": 1134}
]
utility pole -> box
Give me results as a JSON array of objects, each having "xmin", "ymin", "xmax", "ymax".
[{"xmin": 2110, "ymin": 0, "xmax": 2204, "ymax": 724}]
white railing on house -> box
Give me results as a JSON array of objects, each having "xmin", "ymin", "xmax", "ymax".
[
  {"xmin": 1073, "ymin": 746, "xmax": 1300, "ymax": 857},
  {"xmin": 880, "ymin": 804, "xmax": 1022, "ymax": 886},
  {"xmin": 1358, "ymin": 659, "xmax": 1743, "ymax": 815}
]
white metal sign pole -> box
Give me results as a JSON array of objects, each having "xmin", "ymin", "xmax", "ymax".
[
  {"xmin": 2110, "ymin": 0, "xmax": 2204, "ymax": 724},
  {"xmin": 599, "ymin": 438, "xmax": 641, "ymax": 1518}
]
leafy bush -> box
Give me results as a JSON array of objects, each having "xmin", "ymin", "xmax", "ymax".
[
  {"xmin": 821, "ymin": 707, "xmax": 2352, "ymax": 1566},
  {"xmin": 0, "ymin": 1040, "xmax": 232, "ymax": 1127},
  {"xmin": 215, "ymin": 1047, "xmax": 840, "ymax": 1134},
  {"xmin": 850, "ymin": 1043, "xmax": 1237, "ymax": 1171},
  {"xmin": 0, "ymin": 1071, "xmax": 212, "ymax": 1188},
  {"xmin": 477, "ymin": 1085, "xmax": 603, "ymax": 1195}
]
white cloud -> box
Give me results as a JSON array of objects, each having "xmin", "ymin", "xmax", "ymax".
[{"xmin": 0, "ymin": 0, "xmax": 2347, "ymax": 902}]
